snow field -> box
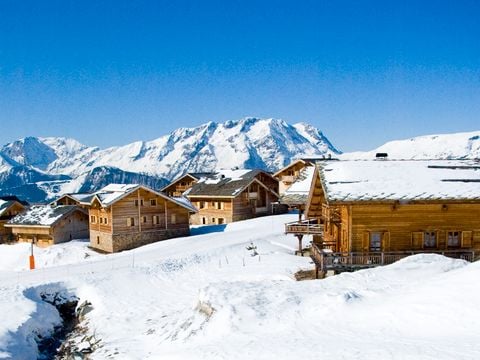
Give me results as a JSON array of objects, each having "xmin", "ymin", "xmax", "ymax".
[{"xmin": 1, "ymin": 213, "xmax": 480, "ymax": 359}]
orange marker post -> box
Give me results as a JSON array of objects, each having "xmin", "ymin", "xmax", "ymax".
[{"xmin": 29, "ymin": 241, "xmax": 35, "ymax": 270}]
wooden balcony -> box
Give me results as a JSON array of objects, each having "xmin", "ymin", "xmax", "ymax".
[
  {"xmin": 285, "ymin": 218, "xmax": 323, "ymax": 235},
  {"xmin": 311, "ymin": 243, "xmax": 475, "ymax": 274}
]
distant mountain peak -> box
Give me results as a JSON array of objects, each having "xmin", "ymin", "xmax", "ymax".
[{"xmin": 0, "ymin": 117, "xmax": 338, "ymax": 202}]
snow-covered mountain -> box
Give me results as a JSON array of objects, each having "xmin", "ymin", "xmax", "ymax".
[
  {"xmin": 342, "ymin": 131, "xmax": 480, "ymax": 160},
  {"xmin": 0, "ymin": 117, "xmax": 339, "ymax": 202}
]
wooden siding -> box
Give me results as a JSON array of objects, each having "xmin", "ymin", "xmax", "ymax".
[
  {"xmin": 163, "ymin": 176, "xmax": 198, "ymax": 197},
  {"xmin": 190, "ymin": 198, "xmax": 233, "ymax": 225},
  {"xmin": 349, "ymin": 203, "xmax": 480, "ymax": 253},
  {"xmin": 89, "ymin": 188, "xmax": 191, "ymax": 252},
  {"xmin": 0, "ymin": 202, "xmax": 26, "ymax": 242}
]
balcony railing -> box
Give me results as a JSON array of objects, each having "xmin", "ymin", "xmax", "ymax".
[
  {"xmin": 285, "ymin": 218, "xmax": 323, "ymax": 235},
  {"xmin": 311, "ymin": 243, "xmax": 475, "ymax": 273}
]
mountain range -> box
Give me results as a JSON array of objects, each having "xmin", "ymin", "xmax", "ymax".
[
  {"xmin": 1, "ymin": 117, "xmax": 479, "ymax": 203},
  {"xmin": 0, "ymin": 118, "xmax": 339, "ymax": 202}
]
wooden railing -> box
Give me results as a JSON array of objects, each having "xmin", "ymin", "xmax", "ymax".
[
  {"xmin": 311, "ymin": 243, "xmax": 475, "ymax": 273},
  {"xmin": 280, "ymin": 175, "xmax": 296, "ymax": 183},
  {"xmin": 285, "ymin": 218, "xmax": 323, "ymax": 235}
]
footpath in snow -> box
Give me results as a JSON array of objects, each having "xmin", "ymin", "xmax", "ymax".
[{"xmin": 1, "ymin": 213, "xmax": 480, "ymax": 359}]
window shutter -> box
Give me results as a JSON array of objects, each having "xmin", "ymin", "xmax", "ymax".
[
  {"xmin": 382, "ymin": 232, "xmax": 391, "ymax": 251},
  {"xmin": 362, "ymin": 231, "xmax": 370, "ymax": 252},
  {"xmin": 411, "ymin": 232, "xmax": 424, "ymax": 250},
  {"xmin": 461, "ymin": 231, "xmax": 473, "ymax": 248},
  {"xmin": 127, "ymin": 218, "xmax": 131, "ymax": 227}
]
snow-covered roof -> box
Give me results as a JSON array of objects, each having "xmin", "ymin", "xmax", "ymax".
[
  {"xmin": 187, "ymin": 169, "xmax": 275, "ymax": 197},
  {"xmin": 93, "ymin": 184, "xmax": 197, "ymax": 212},
  {"xmin": 279, "ymin": 166, "xmax": 315, "ymax": 205},
  {"xmin": 0, "ymin": 200, "xmax": 11, "ymax": 216},
  {"xmin": 319, "ymin": 160, "xmax": 480, "ymax": 203},
  {"xmin": 7, "ymin": 205, "xmax": 82, "ymax": 227}
]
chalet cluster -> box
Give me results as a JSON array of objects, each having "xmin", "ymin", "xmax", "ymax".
[{"xmin": 0, "ymin": 168, "xmax": 284, "ymax": 253}]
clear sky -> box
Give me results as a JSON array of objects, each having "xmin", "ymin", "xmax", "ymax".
[{"xmin": 1, "ymin": 0, "xmax": 479, "ymax": 151}]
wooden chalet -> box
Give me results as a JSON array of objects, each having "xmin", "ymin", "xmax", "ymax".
[
  {"xmin": 186, "ymin": 169, "xmax": 282, "ymax": 225},
  {"xmin": 161, "ymin": 173, "xmax": 213, "ymax": 197},
  {"xmin": 285, "ymin": 158, "xmax": 480, "ymax": 277},
  {"xmin": 5, "ymin": 205, "xmax": 89, "ymax": 247},
  {"xmin": 274, "ymin": 158, "xmax": 321, "ymax": 195},
  {"xmin": 0, "ymin": 196, "xmax": 28, "ymax": 243},
  {"xmin": 89, "ymin": 184, "xmax": 197, "ymax": 253},
  {"xmin": 50, "ymin": 193, "xmax": 93, "ymax": 210}
]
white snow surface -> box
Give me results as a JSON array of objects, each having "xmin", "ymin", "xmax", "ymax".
[
  {"xmin": 8, "ymin": 205, "xmax": 70, "ymax": 226},
  {"xmin": 1, "ymin": 214, "xmax": 480, "ymax": 359},
  {"xmin": 341, "ymin": 130, "xmax": 480, "ymax": 160},
  {"xmin": 321, "ymin": 159, "xmax": 480, "ymax": 202},
  {"xmin": 284, "ymin": 165, "xmax": 315, "ymax": 194}
]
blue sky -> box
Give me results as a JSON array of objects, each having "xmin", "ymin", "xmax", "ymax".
[{"xmin": 1, "ymin": 0, "xmax": 479, "ymax": 151}]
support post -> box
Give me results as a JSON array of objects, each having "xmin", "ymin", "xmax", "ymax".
[
  {"xmin": 296, "ymin": 235, "xmax": 304, "ymax": 256},
  {"xmin": 29, "ymin": 240, "xmax": 35, "ymax": 270}
]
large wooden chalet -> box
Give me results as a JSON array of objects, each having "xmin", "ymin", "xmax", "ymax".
[
  {"xmin": 89, "ymin": 184, "xmax": 197, "ymax": 253},
  {"xmin": 0, "ymin": 196, "xmax": 28, "ymax": 243},
  {"xmin": 285, "ymin": 159, "xmax": 480, "ymax": 277},
  {"xmin": 182, "ymin": 169, "xmax": 281, "ymax": 225}
]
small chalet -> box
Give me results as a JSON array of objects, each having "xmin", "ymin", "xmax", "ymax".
[
  {"xmin": 185, "ymin": 169, "xmax": 281, "ymax": 225},
  {"xmin": 89, "ymin": 184, "xmax": 197, "ymax": 253},
  {"xmin": 5, "ymin": 205, "xmax": 89, "ymax": 247},
  {"xmin": 50, "ymin": 193, "xmax": 93, "ymax": 209},
  {"xmin": 0, "ymin": 196, "xmax": 28, "ymax": 243},
  {"xmin": 285, "ymin": 159, "xmax": 480, "ymax": 276},
  {"xmin": 274, "ymin": 158, "xmax": 319, "ymax": 195},
  {"xmin": 162, "ymin": 173, "xmax": 214, "ymax": 197}
]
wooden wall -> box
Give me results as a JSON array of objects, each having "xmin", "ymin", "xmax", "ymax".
[
  {"xmin": 89, "ymin": 188, "xmax": 191, "ymax": 252},
  {"xmin": 189, "ymin": 198, "xmax": 233, "ymax": 225},
  {"xmin": 0, "ymin": 202, "xmax": 26, "ymax": 242},
  {"xmin": 328, "ymin": 203, "xmax": 480, "ymax": 253}
]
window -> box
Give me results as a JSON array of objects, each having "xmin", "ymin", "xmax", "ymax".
[
  {"xmin": 127, "ymin": 217, "xmax": 135, "ymax": 227},
  {"xmin": 142, "ymin": 216, "xmax": 147, "ymax": 224},
  {"xmin": 150, "ymin": 199, "xmax": 157, "ymax": 206},
  {"xmin": 448, "ymin": 231, "xmax": 460, "ymax": 247},
  {"xmin": 202, "ymin": 217, "xmax": 206, "ymax": 225},
  {"xmin": 370, "ymin": 232, "xmax": 382, "ymax": 251},
  {"xmin": 424, "ymin": 231, "xmax": 437, "ymax": 248},
  {"xmin": 104, "ymin": 218, "xmax": 108, "ymax": 225},
  {"xmin": 171, "ymin": 213, "xmax": 177, "ymax": 224},
  {"xmin": 90, "ymin": 215, "xmax": 97, "ymax": 224},
  {"xmin": 99, "ymin": 217, "xmax": 104, "ymax": 224},
  {"xmin": 216, "ymin": 202, "xmax": 223, "ymax": 210},
  {"xmin": 153, "ymin": 215, "xmax": 159, "ymax": 225},
  {"xmin": 212, "ymin": 217, "xmax": 216, "ymax": 224},
  {"xmin": 134, "ymin": 199, "xmax": 144, "ymax": 206},
  {"xmin": 211, "ymin": 202, "xmax": 215, "ymax": 208},
  {"xmin": 199, "ymin": 201, "xmax": 206, "ymax": 209},
  {"xmin": 97, "ymin": 236, "xmax": 100, "ymax": 245},
  {"xmin": 218, "ymin": 218, "xmax": 225, "ymax": 225}
]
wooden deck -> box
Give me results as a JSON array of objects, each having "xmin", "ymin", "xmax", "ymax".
[
  {"xmin": 285, "ymin": 218, "xmax": 323, "ymax": 235},
  {"xmin": 311, "ymin": 243, "xmax": 475, "ymax": 274}
]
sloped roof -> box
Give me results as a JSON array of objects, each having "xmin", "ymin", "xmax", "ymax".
[
  {"xmin": 50, "ymin": 193, "xmax": 95, "ymax": 205},
  {"xmin": 318, "ymin": 159, "xmax": 480, "ymax": 203},
  {"xmin": 187, "ymin": 169, "xmax": 273, "ymax": 197},
  {"xmin": 279, "ymin": 166, "xmax": 316, "ymax": 206},
  {"xmin": 160, "ymin": 172, "xmax": 215, "ymax": 192},
  {"xmin": 0, "ymin": 197, "xmax": 27, "ymax": 217},
  {"xmin": 7, "ymin": 205, "xmax": 84, "ymax": 227},
  {"xmin": 93, "ymin": 184, "xmax": 197, "ymax": 212}
]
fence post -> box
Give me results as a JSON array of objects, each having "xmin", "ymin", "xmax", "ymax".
[{"xmin": 381, "ymin": 252, "xmax": 385, "ymax": 265}]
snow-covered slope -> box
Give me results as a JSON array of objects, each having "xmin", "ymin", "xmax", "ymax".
[
  {"xmin": 0, "ymin": 118, "xmax": 339, "ymax": 201},
  {"xmin": 1, "ymin": 214, "xmax": 480, "ymax": 359},
  {"xmin": 342, "ymin": 130, "xmax": 480, "ymax": 160}
]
